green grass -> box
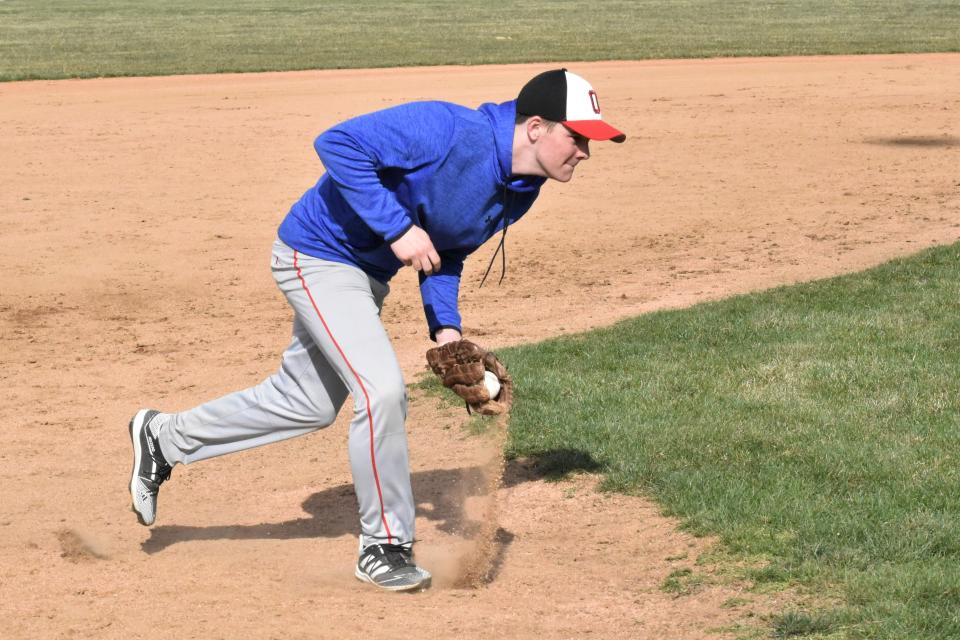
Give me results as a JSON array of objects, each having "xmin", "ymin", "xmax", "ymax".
[
  {"xmin": 500, "ymin": 242, "xmax": 960, "ymax": 639},
  {"xmin": 2, "ymin": 0, "xmax": 959, "ymax": 81},
  {"xmin": 661, "ymin": 567, "xmax": 709, "ymax": 596},
  {"xmin": 772, "ymin": 610, "xmax": 843, "ymax": 638}
]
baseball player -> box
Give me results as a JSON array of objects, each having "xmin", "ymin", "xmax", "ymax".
[{"xmin": 128, "ymin": 69, "xmax": 625, "ymax": 592}]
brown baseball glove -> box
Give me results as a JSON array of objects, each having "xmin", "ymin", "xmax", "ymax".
[{"xmin": 426, "ymin": 339, "xmax": 513, "ymax": 415}]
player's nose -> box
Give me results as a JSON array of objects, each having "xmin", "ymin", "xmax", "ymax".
[{"xmin": 576, "ymin": 139, "xmax": 590, "ymax": 159}]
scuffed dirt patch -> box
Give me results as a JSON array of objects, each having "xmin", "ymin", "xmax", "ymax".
[{"xmin": 56, "ymin": 529, "xmax": 109, "ymax": 563}]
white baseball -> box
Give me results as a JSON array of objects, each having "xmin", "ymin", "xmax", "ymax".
[{"xmin": 483, "ymin": 370, "xmax": 501, "ymax": 399}]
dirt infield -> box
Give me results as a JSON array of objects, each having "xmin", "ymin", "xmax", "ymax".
[{"xmin": 2, "ymin": 55, "xmax": 958, "ymax": 639}]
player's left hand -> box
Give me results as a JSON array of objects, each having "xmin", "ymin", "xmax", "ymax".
[{"xmin": 426, "ymin": 339, "xmax": 513, "ymax": 415}]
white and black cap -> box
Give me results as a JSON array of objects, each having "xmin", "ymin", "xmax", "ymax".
[{"xmin": 517, "ymin": 68, "xmax": 626, "ymax": 143}]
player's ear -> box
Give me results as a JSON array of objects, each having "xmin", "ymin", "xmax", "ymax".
[{"xmin": 525, "ymin": 116, "xmax": 544, "ymax": 143}]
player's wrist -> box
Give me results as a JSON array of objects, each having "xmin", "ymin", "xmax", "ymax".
[{"xmin": 434, "ymin": 327, "xmax": 462, "ymax": 345}]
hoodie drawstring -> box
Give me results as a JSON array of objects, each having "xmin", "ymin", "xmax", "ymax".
[{"xmin": 479, "ymin": 185, "xmax": 514, "ymax": 288}]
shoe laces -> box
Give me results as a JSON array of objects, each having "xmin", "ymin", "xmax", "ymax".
[
  {"xmin": 145, "ymin": 433, "xmax": 173, "ymax": 485},
  {"xmin": 155, "ymin": 464, "xmax": 172, "ymax": 484},
  {"xmin": 142, "ymin": 464, "xmax": 171, "ymax": 488},
  {"xmin": 371, "ymin": 544, "xmax": 413, "ymax": 571}
]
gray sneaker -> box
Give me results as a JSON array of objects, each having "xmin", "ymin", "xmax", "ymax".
[
  {"xmin": 355, "ymin": 542, "xmax": 432, "ymax": 592},
  {"xmin": 128, "ymin": 409, "xmax": 172, "ymax": 526}
]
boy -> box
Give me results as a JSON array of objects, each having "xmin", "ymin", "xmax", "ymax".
[{"xmin": 129, "ymin": 68, "xmax": 625, "ymax": 592}]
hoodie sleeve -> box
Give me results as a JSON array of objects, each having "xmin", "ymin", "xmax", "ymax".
[
  {"xmin": 419, "ymin": 249, "xmax": 468, "ymax": 340},
  {"xmin": 314, "ymin": 102, "xmax": 456, "ymax": 242}
]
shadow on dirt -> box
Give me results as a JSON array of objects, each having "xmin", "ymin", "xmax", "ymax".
[
  {"xmin": 482, "ymin": 527, "xmax": 515, "ymax": 585},
  {"xmin": 504, "ymin": 448, "xmax": 602, "ymax": 486},
  {"xmin": 141, "ymin": 448, "xmax": 600, "ymax": 555},
  {"xmin": 863, "ymin": 135, "xmax": 960, "ymax": 148}
]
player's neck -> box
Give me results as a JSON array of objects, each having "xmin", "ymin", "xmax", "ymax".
[{"xmin": 511, "ymin": 124, "xmax": 544, "ymax": 178}]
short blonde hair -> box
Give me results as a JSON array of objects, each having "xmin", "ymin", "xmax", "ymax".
[{"xmin": 514, "ymin": 113, "xmax": 558, "ymax": 130}]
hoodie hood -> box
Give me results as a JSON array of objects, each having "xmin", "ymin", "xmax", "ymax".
[{"xmin": 478, "ymin": 99, "xmax": 546, "ymax": 193}]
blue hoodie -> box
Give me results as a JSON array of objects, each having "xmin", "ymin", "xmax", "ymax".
[{"xmin": 277, "ymin": 99, "xmax": 546, "ymax": 339}]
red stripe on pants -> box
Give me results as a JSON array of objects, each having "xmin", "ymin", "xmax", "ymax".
[{"xmin": 293, "ymin": 251, "xmax": 394, "ymax": 544}]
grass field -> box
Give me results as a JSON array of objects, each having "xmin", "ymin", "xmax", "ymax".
[
  {"xmin": 500, "ymin": 243, "xmax": 960, "ymax": 639},
  {"xmin": 1, "ymin": 0, "xmax": 959, "ymax": 81}
]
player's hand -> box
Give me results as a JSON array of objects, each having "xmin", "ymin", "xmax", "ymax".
[
  {"xmin": 425, "ymin": 339, "xmax": 513, "ymax": 416},
  {"xmin": 390, "ymin": 226, "xmax": 441, "ymax": 275}
]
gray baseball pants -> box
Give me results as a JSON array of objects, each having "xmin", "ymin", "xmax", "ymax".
[{"xmin": 153, "ymin": 238, "xmax": 414, "ymax": 546}]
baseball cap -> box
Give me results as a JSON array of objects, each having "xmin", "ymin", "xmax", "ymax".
[{"xmin": 517, "ymin": 68, "xmax": 626, "ymax": 143}]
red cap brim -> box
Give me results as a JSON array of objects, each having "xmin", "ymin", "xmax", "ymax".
[{"xmin": 563, "ymin": 119, "xmax": 626, "ymax": 143}]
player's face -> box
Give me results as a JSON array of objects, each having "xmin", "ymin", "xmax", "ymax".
[{"xmin": 535, "ymin": 123, "xmax": 590, "ymax": 182}]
